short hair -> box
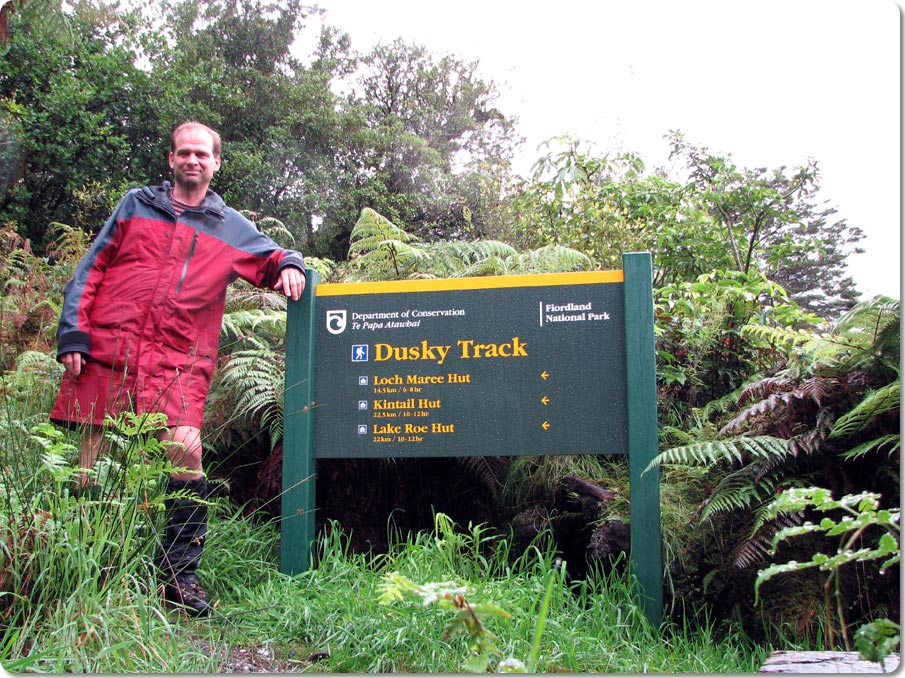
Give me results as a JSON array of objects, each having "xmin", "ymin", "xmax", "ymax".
[{"xmin": 171, "ymin": 121, "xmax": 222, "ymax": 157}]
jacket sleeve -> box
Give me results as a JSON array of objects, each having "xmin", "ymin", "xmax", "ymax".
[
  {"xmin": 224, "ymin": 209, "xmax": 305, "ymax": 288},
  {"xmin": 55, "ymin": 192, "xmax": 132, "ymax": 360},
  {"xmin": 254, "ymin": 245, "xmax": 306, "ymax": 290}
]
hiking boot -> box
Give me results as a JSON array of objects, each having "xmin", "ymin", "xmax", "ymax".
[{"xmin": 164, "ymin": 572, "xmax": 212, "ymax": 616}]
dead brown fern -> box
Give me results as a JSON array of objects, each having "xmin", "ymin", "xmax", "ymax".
[{"xmin": 0, "ymin": 224, "xmax": 87, "ymax": 369}]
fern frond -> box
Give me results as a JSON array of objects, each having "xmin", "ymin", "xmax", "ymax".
[
  {"xmin": 698, "ymin": 377, "xmax": 761, "ymax": 422},
  {"xmin": 796, "ymin": 376, "xmax": 839, "ymax": 407},
  {"xmin": 830, "ymin": 380, "xmax": 900, "ymax": 439},
  {"xmin": 650, "ymin": 435, "xmax": 791, "ymax": 470},
  {"xmin": 13, "ymin": 350, "xmax": 62, "ymax": 377},
  {"xmin": 736, "ymin": 377, "xmax": 797, "ymax": 407},
  {"xmin": 456, "ymin": 255, "xmax": 514, "ymax": 278},
  {"xmin": 659, "ymin": 425, "xmax": 702, "ymax": 447},
  {"xmin": 741, "ymin": 324, "xmax": 813, "ymax": 348},
  {"xmin": 3, "ymin": 247, "xmax": 30, "ymax": 275},
  {"xmin": 27, "ymin": 297, "xmax": 61, "ymax": 318},
  {"xmin": 839, "ymin": 434, "xmax": 901, "ymax": 461},
  {"xmin": 219, "ymin": 348, "xmax": 286, "ymax": 449},
  {"xmin": 733, "ymin": 532, "xmax": 773, "ymax": 570},
  {"xmin": 9, "ymin": 351, "xmax": 65, "ymax": 396},
  {"xmin": 784, "ymin": 408, "xmax": 833, "ymax": 458},
  {"xmin": 352, "ymin": 239, "xmax": 427, "ymax": 279},
  {"xmin": 46, "ymin": 222, "xmax": 91, "ymax": 267},
  {"xmin": 735, "ymin": 510, "xmax": 803, "ymax": 569},
  {"xmin": 454, "ymin": 456, "xmax": 508, "ymax": 498},
  {"xmin": 693, "ymin": 467, "xmax": 758, "ymax": 522},
  {"xmin": 508, "ymin": 244, "xmax": 593, "ymax": 273},
  {"xmin": 345, "ymin": 208, "xmax": 426, "ymax": 280},
  {"xmin": 302, "ymin": 256, "xmax": 338, "ymax": 281},
  {"xmin": 800, "ymin": 296, "xmax": 901, "ymax": 374},
  {"xmin": 834, "ymin": 295, "xmax": 900, "ymax": 337},
  {"xmin": 225, "ymin": 281, "xmax": 290, "ymax": 313},
  {"xmin": 220, "ymin": 309, "xmax": 287, "ymax": 345},
  {"xmin": 694, "ymin": 465, "xmax": 779, "ymax": 523},
  {"xmin": 720, "ymin": 390, "xmax": 799, "ymax": 436}
]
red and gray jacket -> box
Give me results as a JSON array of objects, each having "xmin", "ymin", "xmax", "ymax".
[{"xmin": 53, "ymin": 183, "xmax": 304, "ymax": 423}]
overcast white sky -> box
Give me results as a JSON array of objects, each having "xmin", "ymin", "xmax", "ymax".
[{"xmin": 306, "ymin": 0, "xmax": 901, "ymax": 299}]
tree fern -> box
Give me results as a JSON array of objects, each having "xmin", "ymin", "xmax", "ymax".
[
  {"xmin": 347, "ymin": 208, "xmax": 423, "ymax": 279},
  {"xmin": 835, "ymin": 295, "xmax": 900, "ymax": 343},
  {"xmin": 812, "ymin": 296, "xmax": 898, "ymax": 374},
  {"xmin": 507, "ymin": 244, "xmax": 592, "ymax": 273},
  {"xmin": 344, "ymin": 208, "xmax": 595, "ymax": 282},
  {"xmin": 302, "ymin": 256, "xmax": 337, "ymax": 281},
  {"xmin": 422, "ymin": 240, "xmax": 591, "ymax": 278},
  {"xmin": 421, "ymin": 240, "xmax": 518, "ymax": 277},
  {"xmin": 225, "ymin": 281, "xmax": 290, "ymax": 313}
]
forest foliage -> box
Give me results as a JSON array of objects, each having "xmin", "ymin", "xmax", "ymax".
[{"xmin": 1, "ymin": 0, "xmax": 865, "ymax": 315}]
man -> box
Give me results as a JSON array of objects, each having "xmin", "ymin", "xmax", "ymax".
[{"xmin": 51, "ymin": 121, "xmax": 305, "ymax": 616}]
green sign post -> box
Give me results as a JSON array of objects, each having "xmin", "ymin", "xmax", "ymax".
[{"xmin": 281, "ymin": 252, "xmax": 662, "ymax": 625}]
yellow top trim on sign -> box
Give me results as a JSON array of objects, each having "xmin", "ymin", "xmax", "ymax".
[{"xmin": 315, "ymin": 270, "xmax": 624, "ymax": 296}]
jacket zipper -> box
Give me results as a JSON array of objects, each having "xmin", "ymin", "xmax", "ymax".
[{"xmin": 176, "ymin": 231, "xmax": 198, "ymax": 294}]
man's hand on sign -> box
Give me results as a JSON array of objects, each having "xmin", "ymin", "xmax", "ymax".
[{"xmin": 275, "ymin": 267, "xmax": 305, "ymax": 301}]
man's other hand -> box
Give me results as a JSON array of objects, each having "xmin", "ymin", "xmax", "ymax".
[{"xmin": 61, "ymin": 352, "xmax": 85, "ymax": 376}]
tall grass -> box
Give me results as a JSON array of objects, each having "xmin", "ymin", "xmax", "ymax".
[
  {"xmin": 1, "ymin": 462, "xmax": 769, "ymax": 672},
  {"xmin": 228, "ymin": 515, "xmax": 768, "ymax": 673}
]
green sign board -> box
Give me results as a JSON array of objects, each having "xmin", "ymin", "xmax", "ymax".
[
  {"xmin": 281, "ymin": 253, "xmax": 662, "ymax": 625},
  {"xmin": 310, "ymin": 270, "xmax": 628, "ymax": 458}
]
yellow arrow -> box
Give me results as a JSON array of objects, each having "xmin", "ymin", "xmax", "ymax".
[
  {"xmin": 542, "ymin": 421, "xmax": 550, "ymax": 431},
  {"xmin": 541, "ymin": 371, "xmax": 549, "ymax": 380},
  {"xmin": 541, "ymin": 396, "xmax": 550, "ymax": 406}
]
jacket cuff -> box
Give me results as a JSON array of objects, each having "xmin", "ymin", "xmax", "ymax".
[
  {"xmin": 277, "ymin": 250, "xmax": 305, "ymax": 273},
  {"xmin": 56, "ymin": 331, "xmax": 91, "ymax": 361}
]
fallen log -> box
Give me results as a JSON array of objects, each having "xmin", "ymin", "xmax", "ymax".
[
  {"xmin": 759, "ymin": 650, "xmax": 900, "ymax": 673},
  {"xmin": 561, "ymin": 476, "xmax": 616, "ymax": 503}
]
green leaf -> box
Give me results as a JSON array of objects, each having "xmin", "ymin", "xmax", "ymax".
[{"xmin": 855, "ymin": 619, "xmax": 901, "ymax": 665}]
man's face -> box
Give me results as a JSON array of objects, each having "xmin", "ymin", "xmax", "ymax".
[{"xmin": 168, "ymin": 127, "xmax": 221, "ymax": 193}]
